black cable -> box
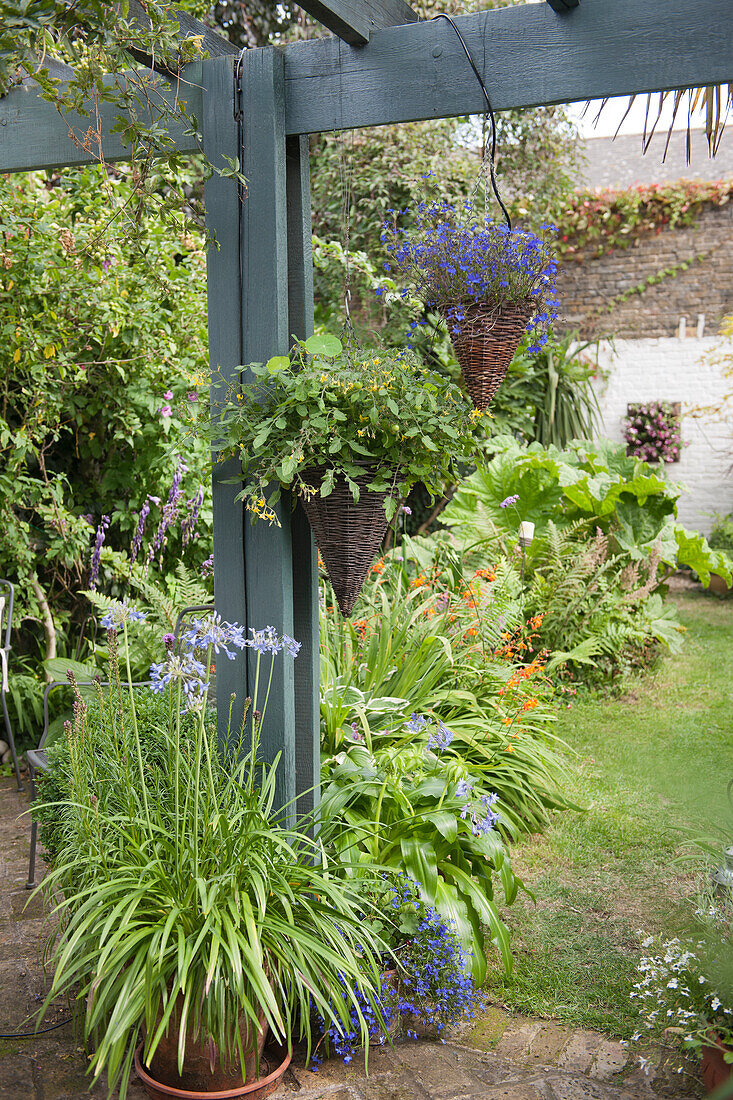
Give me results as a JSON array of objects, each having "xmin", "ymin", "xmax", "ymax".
[
  {"xmin": 432, "ymin": 13, "xmax": 512, "ymax": 230},
  {"xmin": 0, "ymin": 1017, "xmax": 72, "ymax": 1039}
]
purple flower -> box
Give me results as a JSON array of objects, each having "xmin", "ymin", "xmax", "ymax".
[
  {"xmin": 201, "ymin": 554, "xmax": 214, "ymax": 578},
  {"xmin": 406, "ymin": 713, "xmax": 428, "ymax": 734},
  {"xmin": 145, "ymin": 460, "xmax": 188, "ymax": 574},
  {"xmin": 163, "ymin": 632, "xmax": 176, "ymax": 651},
  {"xmin": 187, "ymin": 392, "xmax": 199, "ymax": 402},
  {"xmin": 129, "ymin": 499, "xmax": 151, "ymax": 571},
  {"xmin": 89, "ymin": 515, "xmax": 110, "ymax": 591},
  {"xmin": 181, "ymin": 485, "xmax": 205, "ymax": 547},
  {"xmin": 499, "ymin": 494, "xmax": 520, "ymax": 509},
  {"xmin": 163, "ymin": 389, "xmax": 173, "ymax": 400},
  {"xmin": 149, "ymin": 652, "xmax": 208, "ymax": 698},
  {"xmin": 159, "ymin": 405, "xmax": 172, "ymax": 418},
  {"xmin": 427, "ymin": 721, "xmax": 453, "ymax": 751},
  {"xmin": 182, "ymin": 613, "xmax": 246, "ymax": 660},
  {"xmin": 100, "ymin": 599, "xmax": 147, "ymax": 629}
]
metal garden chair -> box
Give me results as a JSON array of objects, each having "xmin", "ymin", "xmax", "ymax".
[
  {"xmin": 0, "ymin": 580, "xmax": 24, "ymax": 791},
  {"xmin": 25, "ymin": 602, "xmax": 215, "ymax": 888}
]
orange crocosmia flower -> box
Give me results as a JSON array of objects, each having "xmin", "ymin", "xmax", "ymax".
[
  {"xmin": 410, "ymin": 573, "xmax": 427, "ymax": 589},
  {"xmin": 505, "ymin": 744, "xmax": 515, "ymax": 752},
  {"xmin": 474, "ymin": 568, "xmax": 496, "ymax": 582},
  {"xmin": 318, "ymin": 553, "xmax": 325, "ymax": 570},
  {"xmin": 528, "ymin": 614, "xmax": 544, "ymax": 630},
  {"xmin": 371, "ymin": 559, "xmax": 385, "ymax": 575}
]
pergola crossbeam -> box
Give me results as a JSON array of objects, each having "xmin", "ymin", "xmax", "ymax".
[
  {"xmin": 1, "ymin": 0, "xmax": 730, "ymax": 174},
  {"xmin": 283, "ymin": 0, "xmax": 733, "ymax": 133},
  {"xmin": 296, "ymin": 0, "xmax": 418, "ymax": 46}
]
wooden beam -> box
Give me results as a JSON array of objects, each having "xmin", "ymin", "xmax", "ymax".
[
  {"xmin": 545, "ymin": 0, "xmax": 580, "ymax": 12},
  {"xmin": 296, "ymin": 0, "xmax": 418, "ymax": 46},
  {"xmin": 238, "ymin": 48, "xmax": 298, "ymax": 817},
  {"xmin": 203, "ymin": 57, "xmax": 251, "ymax": 756},
  {"xmin": 2, "ymin": 0, "xmax": 732, "ymax": 170},
  {"xmin": 282, "ymin": 0, "xmax": 733, "ymax": 133},
  {"xmin": 0, "ymin": 64, "xmax": 203, "ymax": 173}
]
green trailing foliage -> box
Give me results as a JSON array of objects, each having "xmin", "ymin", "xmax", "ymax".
[{"xmin": 206, "ymin": 335, "xmax": 482, "ymax": 523}]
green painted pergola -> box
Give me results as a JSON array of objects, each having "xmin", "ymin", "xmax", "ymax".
[{"xmin": 1, "ymin": 0, "xmax": 730, "ymax": 818}]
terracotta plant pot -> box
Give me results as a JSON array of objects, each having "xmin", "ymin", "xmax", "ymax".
[
  {"xmin": 135, "ymin": 1041, "xmax": 292, "ymax": 1100},
  {"xmin": 446, "ymin": 298, "xmax": 535, "ymax": 411},
  {"xmin": 141, "ymin": 997, "xmax": 269, "ymax": 1095},
  {"xmin": 701, "ymin": 1034, "xmax": 733, "ymax": 1094},
  {"xmin": 299, "ymin": 466, "xmax": 394, "ymax": 617}
]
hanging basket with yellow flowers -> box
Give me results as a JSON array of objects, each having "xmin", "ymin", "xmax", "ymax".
[{"xmin": 210, "ymin": 334, "xmax": 481, "ymax": 614}]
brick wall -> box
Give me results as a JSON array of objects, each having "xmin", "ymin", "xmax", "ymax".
[
  {"xmin": 592, "ymin": 337, "xmax": 733, "ymax": 533},
  {"xmin": 558, "ymin": 202, "xmax": 733, "ymax": 339}
]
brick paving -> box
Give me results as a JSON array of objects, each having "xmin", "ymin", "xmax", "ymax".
[{"xmin": 0, "ymin": 778, "xmax": 702, "ymax": 1100}]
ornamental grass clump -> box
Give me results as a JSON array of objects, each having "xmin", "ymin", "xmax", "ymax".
[{"xmin": 35, "ymin": 604, "xmax": 389, "ymax": 1099}]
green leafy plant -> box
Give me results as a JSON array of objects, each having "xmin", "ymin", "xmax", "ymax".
[
  {"xmin": 320, "ymin": 534, "xmax": 569, "ymax": 837},
  {"xmin": 442, "ymin": 436, "xmax": 732, "ymax": 588},
  {"xmin": 208, "ymin": 335, "xmax": 481, "ymax": 522},
  {"xmin": 36, "ymin": 607, "xmax": 388, "ymax": 1098},
  {"xmin": 319, "ymin": 736, "xmax": 518, "ymax": 985},
  {"xmin": 557, "ymin": 180, "xmax": 733, "ymax": 260},
  {"xmin": 708, "ymin": 512, "xmax": 733, "ymax": 556}
]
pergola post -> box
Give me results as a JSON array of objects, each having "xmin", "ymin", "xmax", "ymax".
[{"xmin": 203, "ymin": 54, "xmax": 319, "ymax": 819}]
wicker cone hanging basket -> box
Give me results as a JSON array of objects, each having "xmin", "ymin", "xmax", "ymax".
[
  {"xmin": 447, "ymin": 298, "xmax": 536, "ymax": 411},
  {"xmin": 299, "ymin": 466, "xmax": 393, "ymax": 618}
]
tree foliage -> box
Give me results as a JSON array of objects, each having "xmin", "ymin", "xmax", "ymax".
[{"xmin": 0, "ymin": 164, "xmax": 211, "ymax": 660}]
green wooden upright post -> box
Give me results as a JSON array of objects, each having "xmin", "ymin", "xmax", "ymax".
[
  {"xmin": 203, "ymin": 56, "xmax": 250, "ymax": 744},
  {"xmin": 238, "ymin": 49, "xmax": 297, "ymax": 815},
  {"xmin": 203, "ymin": 55, "xmax": 319, "ymax": 819}
]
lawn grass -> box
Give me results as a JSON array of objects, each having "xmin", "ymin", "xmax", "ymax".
[{"xmin": 486, "ymin": 591, "xmax": 733, "ymax": 1038}]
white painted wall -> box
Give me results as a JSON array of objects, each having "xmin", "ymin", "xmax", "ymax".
[{"xmin": 591, "ymin": 337, "xmax": 733, "ymax": 534}]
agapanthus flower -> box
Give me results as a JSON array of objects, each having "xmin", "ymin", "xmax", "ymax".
[
  {"xmin": 243, "ymin": 626, "xmax": 300, "ymax": 657},
  {"xmin": 182, "ymin": 613, "xmax": 246, "ymax": 660},
  {"xmin": 149, "ymin": 652, "xmax": 208, "ymax": 697},
  {"xmin": 101, "ymin": 599, "xmax": 147, "ymax": 629}
]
